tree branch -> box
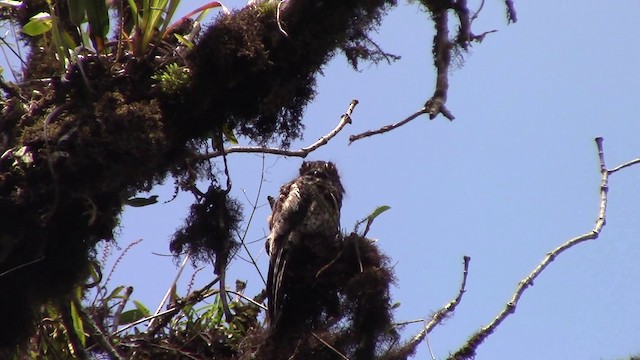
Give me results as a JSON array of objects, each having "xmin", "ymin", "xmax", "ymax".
[
  {"xmin": 504, "ymin": 0, "xmax": 518, "ymax": 23},
  {"xmin": 425, "ymin": 3, "xmax": 455, "ymax": 121},
  {"xmin": 115, "ymin": 278, "xmax": 220, "ymax": 336},
  {"xmin": 449, "ymin": 137, "xmax": 628, "ymax": 360},
  {"xmin": 349, "ymin": 107, "xmax": 428, "ymax": 144},
  {"xmin": 198, "ymin": 100, "xmax": 358, "ymax": 160},
  {"xmin": 407, "ymin": 256, "xmax": 470, "ymax": 351}
]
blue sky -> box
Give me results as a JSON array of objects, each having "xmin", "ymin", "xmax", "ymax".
[{"xmin": 6, "ymin": 0, "xmax": 636, "ymax": 359}]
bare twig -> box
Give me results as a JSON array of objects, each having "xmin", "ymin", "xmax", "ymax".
[
  {"xmin": 236, "ymin": 156, "xmax": 269, "ymax": 285},
  {"xmin": 122, "ymin": 278, "xmax": 219, "ymax": 336},
  {"xmin": 0, "ymin": 256, "xmax": 44, "ymax": 278},
  {"xmin": 470, "ymin": 0, "xmax": 485, "ymax": 24},
  {"xmin": 311, "ymin": 332, "xmax": 350, "ymax": 360},
  {"xmin": 226, "ymin": 290, "xmax": 267, "ymax": 310},
  {"xmin": 349, "ymin": 107, "xmax": 428, "ymax": 144},
  {"xmin": 608, "ymin": 157, "xmax": 640, "ymax": 174},
  {"xmin": 408, "ymin": 256, "xmax": 470, "ymax": 350},
  {"xmin": 276, "ymin": 0, "xmax": 289, "ymax": 36},
  {"xmin": 113, "ymin": 307, "xmax": 178, "ymax": 335},
  {"xmin": 215, "ymin": 152, "xmax": 235, "ymax": 322},
  {"xmin": 148, "ymin": 251, "xmax": 191, "ymax": 330},
  {"xmin": 449, "ymin": 137, "xmax": 627, "ymax": 360},
  {"xmin": 218, "ymin": 265, "xmax": 234, "ymax": 322},
  {"xmin": 198, "ymin": 100, "xmax": 358, "ymax": 159}
]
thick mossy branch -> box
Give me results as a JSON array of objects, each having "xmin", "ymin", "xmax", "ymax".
[
  {"xmin": 0, "ymin": 56, "xmax": 182, "ymax": 351},
  {"xmin": 0, "ymin": 0, "xmax": 398, "ymax": 352},
  {"xmin": 0, "ymin": 0, "xmax": 517, "ymax": 355},
  {"xmin": 187, "ymin": 0, "xmax": 397, "ymax": 147}
]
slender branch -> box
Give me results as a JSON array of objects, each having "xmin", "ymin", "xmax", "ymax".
[
  {"xmin": 392, "ymin": 319, "xmax": 425, "ymax": 327},
  {"xmin": 218, "ymin": 265, "xmax": 234, "ymax": 322},
  {"xmin": 113, "ymin": 307, "xmax": 179, "ymax": 336},
  {"xmin": 198, "ymin": 100, "xmax": 358, "ymax": 159},
  {"xmin": 406, "ymin": 256, "xmax": 470, "ymax": 351},
  {"xmin": 311, "ymin": 332, "xmax": 350, "ymax": 360},
  {"xmin": 348, "ymin": 107, "xmax": 428, "ymax": 144},
  {"xmin": 117, "ymin": 278, "xmax": 220, "ymax": 336},
  {"xmin": 0, "ymin": 256, "xmax": 44, "ymax": 278},
  {"xmin": 470, "ymin": 0, "xmax": 485, "ymax": 24},
  {"xmin": 148, "ymin": 251, "xmax": 191, "ymax": 330},
  {"xmin": 449, "ymin": 137, "xmax": 624, "ymax": 360},
  {"xmin": 608, "ymin": 157, "xmax": 640, "ymax": 174},
  {"xmin": 226, "ymin": 290, "xmax": 267, "ymax": 310},
  {"xmin": 236, "ymin": 156, "xmax": 269, "ymax": 286}
]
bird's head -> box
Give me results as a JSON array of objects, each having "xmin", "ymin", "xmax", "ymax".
[{"xmin": 299, "ymin": 161, "xmax": 344, "ymax": 193}]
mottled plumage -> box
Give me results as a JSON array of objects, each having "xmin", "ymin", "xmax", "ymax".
[{"xmin": 266, "ymin": 161, "xmax": 344, "ymax": 326}]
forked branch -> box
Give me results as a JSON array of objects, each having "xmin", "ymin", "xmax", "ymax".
[{"xmin": 449, "ymin": 137, "xmax": 631, "ymax": 360}]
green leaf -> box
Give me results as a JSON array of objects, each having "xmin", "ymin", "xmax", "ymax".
[
  {"xmin": 22, "ymin": 12, "xmax": 52, "ymax": 36},
  {"xmin": 212, "ymin": 295, "xmax": 224, "ymax": 325},
  {"xmin": 117, "ymin": 301, "xmax": 149, "ymax": 325},
  {"xmin": 86, "ymin": 262, "xmax": 102, "ymax": 287},
  {"xmin": 105, "ymin": 286, "xmax": 126, "ymax": 301},
  {"xmin": 126, "ymin": 0, "xmax": 140, "ymax": 27},
  {"xmin": 174, "ymin": 33, "xmax": 194, "ymax": 48},
  {"xmin": 159, "ymin": 0, "xmax": 182, "ymax": 35},
  {"xmin": 367, "ymin": 205, "xmax": 391, "ymax": 222},
  {"xmin": 133, "ymin": 300, "xmax": 151, "ymax": 317},
  {"xmin": 67, "ymin": 0, "xmax": 86, "ymax": 27},
  {"xmin": 69, "ymin": 301, "xmax": 86, "ymax": 346},
  {"xmin": 118, "ymin": 309, "xmax": 146, "ymax": 325},
  {"xmin": 85, "ymin": 0, "xmax": 109, "ymax": 36},
  {"xmin": 60, "ymin": 30, "xmax": 78, "ymax": 51},
  {"xmin": 222, "ymin": 124, "xmax": 238, "ymax": 144},
  {"xmin": 124, "ymin": 195, "xmax": 158, "ymax": 207}
]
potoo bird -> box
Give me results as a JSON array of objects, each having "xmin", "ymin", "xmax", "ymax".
[{"xmin": 266, "ymin": 161, "xmax": 345, "ymax": 328}]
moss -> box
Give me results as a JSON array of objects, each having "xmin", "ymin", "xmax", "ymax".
[
  {"xmin": 188, "ymin": 0, "xmax": 396, "ymax": 147},
  {"xmin": 0, "ymin": 54, "xmax": 178, "ymax": 350},
  {"xmin": 0, "ymin": 0, "xmax": 399, "ymax": 352},
  {"xmin": 254, "ymin": 234, "xmax": 398, "ymax": 360}
]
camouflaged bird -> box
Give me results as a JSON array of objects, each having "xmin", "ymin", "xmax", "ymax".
[{"xmin": 265, "ymin": 161, "xmax": 344, "ymax": 327}]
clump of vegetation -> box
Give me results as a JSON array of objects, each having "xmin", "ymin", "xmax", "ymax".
[
  {"xmin": 0, "ymin": 0, "xmax": 399, "ymax": 353},
  {"xmin": 187, "ymin": 0, "xmax": 397, "ymax": 146},
  {"xmin": 0, "ymin": 0, "xmax": 519, "ymax": 358}
]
